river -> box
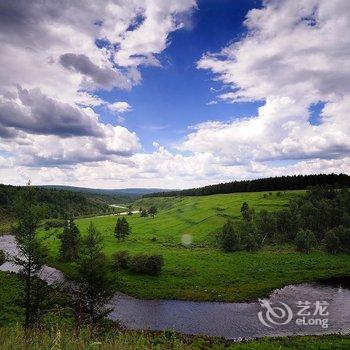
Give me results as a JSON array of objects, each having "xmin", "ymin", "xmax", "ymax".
[{"xmin": 1, "ymin": 234, "xmax": 349, "ymax": 340}]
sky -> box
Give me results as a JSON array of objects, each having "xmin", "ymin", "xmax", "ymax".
[{"xmin": 0, "ymin": 0, "xmax": 349, "ymax": 189}]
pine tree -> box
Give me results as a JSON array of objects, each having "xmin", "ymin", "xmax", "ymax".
[
  {"xmin": 59, "ymin": 219, "xmax": 80, "ymax": 261},
  {"xmin": 75, "ymin": 222, "xmax": 113, "ymax": 333},
  {"xmin": 12, "ymin": 186, "xmax": 46, "ymax": 329},
  {"xmin": 114, "ymin": 217, "xmax": 131, "ymax": 241},
  {"xmin": 241, "ymin": 202, "xmax": 253, "ymax": 222}
]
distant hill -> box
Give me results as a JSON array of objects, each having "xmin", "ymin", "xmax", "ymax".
[
  {"xmin": 40, "ymin": 185, "xmax": 170, "ymax": 196},
  {"xmin": 0, "ymin": 184, "xmax": 113, "ymax": 223},
  {"xmin": 144, "ymin": 173, "xmax": 350, "ymax": 198}
]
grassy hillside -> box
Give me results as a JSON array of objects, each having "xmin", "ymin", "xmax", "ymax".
[{"xmin": 39, "ymin": 190, "xmax": 350, "ymax": 302}]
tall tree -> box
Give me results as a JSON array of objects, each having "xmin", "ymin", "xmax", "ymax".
[
  {"xmin": 59, "ymin": 218, "xmax": 80, "ymax": 261},
  {"xmin": 12, "ymin": 186, "xmax": 46, "ymax": 329},
  {"xmin": 114, "ymin": 217, "xmax": 131, "ymax": 241},
  {"xmin": 75, "ymin": 222, "xmax": 113, "ymax": 333}
]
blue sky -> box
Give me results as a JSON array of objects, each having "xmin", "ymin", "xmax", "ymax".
[
  {"xmin": 97, "ymin": 0, "xmax": 263, "ymax": 152},
  {"xmin": 0, "ymin": 0, "xmax": 349, "ymax": 188}
]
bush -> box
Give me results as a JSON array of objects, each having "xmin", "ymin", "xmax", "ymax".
[
  {"xmin": 217, "ymin": 220, "xmax": 240, "ymax": 252},
  {"xmin": 0, "ymin": 250, "xmax": 5, "ymax": 265},
  {"xmin": 324, "ymin": 229, "xmax": 340, "ymax": 254},
  {"xmin": 324, "ymin": 226, "xmax": 350, "ymax": 254},
  {"xmin": 43, "ymin": 218, "xmax": 66, "ymax": 231},
  {"xmin": 129, "ymin": 254, "xmax": 147, "ymax": 273},
  {"xmin": 144, "ymin": 255, "xmax": 164, "ymax": 276},
  {"xmin": 245, "ymin": 233, "xmax": 260, "ymax": 252},
  {"xmin": 113, "ymin": 251, "xmax": 130, "ymax": 270},
  {"xmin": 295, "ymin": 229, "xmax": 316, "ymax": 253},
  {"xmin": 129, "ymin": 254, "xmax": 164, "ymax": 276}
]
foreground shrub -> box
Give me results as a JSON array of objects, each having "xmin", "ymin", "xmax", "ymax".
[
  {"xmin": 129, "ymin": 254, "xmax": 164, "ymax": 276},
  {"xmin": 295, "ymin": 229, "xmax": 316, "ymax": 253},
  {"xmin": 113, "ymin": 251, "xmax": 130, "ymax": 270},
  {"xmin": 217, "ymin": 220, "xmax": 240, "ymax": 252}
]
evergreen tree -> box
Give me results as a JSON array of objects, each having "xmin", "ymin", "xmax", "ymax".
[
  {"xmin": 114, "ymin": 217, "xmax": 131, "ymax": 241},
  {"xmin": 240, "ymin": 202, "xmax": 253, "ymax": 222},
  {"xmin": 75, "ymin": 222, "xmax": 113, "ymax": 333},
  {"xmin": 217, "ymin": 220, "xmax": 240, "ymax": 252},
  {"xmin": 12, "ymin": 186, "xmax": 46, "ymax": 329},
  {"xmin": 59, "ymin": 219, "xmax": 80, "ymax": 261}
]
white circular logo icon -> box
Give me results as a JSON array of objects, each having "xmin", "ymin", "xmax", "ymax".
[{"xmin": 258, "ymin": 299, "xmax": 293, "ymax": 328}]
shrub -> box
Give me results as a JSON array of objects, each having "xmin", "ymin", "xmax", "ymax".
[
  {"xmin": 217, "ymin": 220, "xmax": 240, "ymax": 252},
  {"xmin": 0, "ymin": 250, "xmax": 5, "ymax": 265},
  {"xmin": 335, "ymin": 225, "xmax": 350, "ymax": 252},
  {"xmin": 113, "ymin": 251, "xmax": 130, "ymax": 270},
  {"xmin": 129, "ymin": 254, "xmax": 148, "ymax": 273},
  {"xmin": 245, "ymin": 233, "xmax": 260, "ymax": 252},
  {"xmin": 295, "ymin": 229, "xmax": 316, "ymax": 253},
  {"xmin": 43, "ymin": 218, "xmax": 66, "ymax": 231},
  {"xmin": 324, "ymin": 229, "xmax": 340, "ymax": 254},
  {"xmin": 144, "ymin": 255, "xmax": 164, "ymax": 276},
  {"xmin": 129, "ymin": 254, "xmax": 164, "ymax": 276},
  {"xmin": 323, "ymin": 226, "xmax": 350, "ymax": 254}
]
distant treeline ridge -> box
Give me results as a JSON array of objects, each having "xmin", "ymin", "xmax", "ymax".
[{"xmin": 144, "ymin": 174, "xmax": 350, "ymax": 198}]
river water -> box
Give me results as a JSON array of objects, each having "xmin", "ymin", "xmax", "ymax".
[{"xmin": 1, "ymin": 234, "xmax": 349, "ymax": 340}]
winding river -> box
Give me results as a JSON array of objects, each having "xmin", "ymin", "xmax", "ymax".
[{"xmin": 1, "ymin": 234, "xmax": 349, "ymax": 340}]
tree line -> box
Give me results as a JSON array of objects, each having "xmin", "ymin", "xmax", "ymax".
[
  {"xmin": 143, "ymin": 173, "xmax": 350, "ymax": 198},
  {"xmin": 217, "ymin": 186, "xmax": 350, "ymax": 254}
]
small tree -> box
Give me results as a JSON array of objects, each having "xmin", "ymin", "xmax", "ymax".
[
  {"xmin": 324, "ymin": 229, "xmax": 340, "ymax": 254},
  {"xmin": 255, "ymin": 209, "xmax": 276, "ymax": 244},
  {"xmin": 59, "ymin": 219, "xmax": 80, "ymax": 261},
  {"xmin": 240, "ymin": 202, "xmax": 253, "ymax": 222},
  {"xmin": 148, "ymin": 206, "xmax": 158, "ymax": 218},
  {"xmin": 140, "ymin": 208, "xmax": 148, "ymax": 217},
  {"xmin": 217, "ymin": 220, "xmax": 240, "ymax": 252},
  {"xmin": 12, "ymin": 187, "xmax": 46, "ymax": 329},
  {"xmin": 241, "ymin": 222, "xmax": 260, "ymax": 251},
  {"xmin": 295, "ymin": 229, "xmax": 316, "ymax": 253},
  {"xmin": 114, "ymin": 217, "xmax": 131, "ymax": 241},
  {"xmin": 75, "ymin": 222, "xmax": 113, "ymax": 333}
]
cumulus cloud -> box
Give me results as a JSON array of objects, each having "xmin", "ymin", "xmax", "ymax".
[
  {"xmin": 107, "ymin": 101, "xmax": 133, "ymax": 114},
  {"xmin": 193, "ymin": 0, "xmax": 350, "ymax": 166},
  {"xmin": 0, "ymin": 0, "xmax": 196, "ymax": 174},
  {"xmin": 59, "ymin": 53, "xmax": 133, "ymax": 91},
  {"xmin": 0, "ymin": 86, "xmax": 102, "ymax": 137}
]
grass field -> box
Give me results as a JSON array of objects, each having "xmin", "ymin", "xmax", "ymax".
[{"xmin": 37, "ymin": 190, "xmax": 350, "ymax": 302}]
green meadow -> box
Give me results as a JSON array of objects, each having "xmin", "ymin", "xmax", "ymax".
[{"xmin": 39, "ymin": 190, "xmax": 350, "ymax": 302}]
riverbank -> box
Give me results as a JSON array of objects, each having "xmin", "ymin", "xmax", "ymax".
[
  {"xmin": 0, "ymin": 321, "xmax": 349, "ymax": 349},
  {"xmin": 1, "ymin": 234, "xmax": 350, "ymax": 340}
]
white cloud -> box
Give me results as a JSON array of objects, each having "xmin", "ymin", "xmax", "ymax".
[
  {"xmin": 0, "ymin": 0, "xmax": 196, "ymax": 174},
  {"xmin": 107, "ymin": 101, "xmax": 133, "ymax": 113},
  {"xmin": 193, "ymin": 0, "xmax": 350, "ymax": 166}
]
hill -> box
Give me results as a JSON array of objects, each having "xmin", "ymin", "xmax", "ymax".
[
  {"xmin": 0, "ymin": 184, "xmax": 111, "ymax": 224},
  {"xmin": 144, "ymin": 173, "xmax": 350, "ymax": 197},
  {"xmin": 39, "ymin": 189, "xmax": 350, "ymax": 302},
  {"xmin": 40, "ymin": 185, "xmax": 170, "ymax": 196}
]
